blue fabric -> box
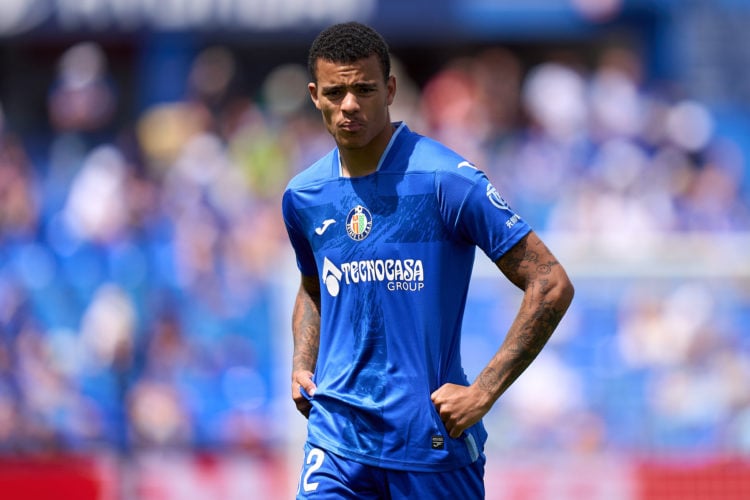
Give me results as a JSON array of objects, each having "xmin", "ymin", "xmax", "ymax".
[{"xmin": 282, "ymin": 123, "xmax": 531, "ymax": 471}]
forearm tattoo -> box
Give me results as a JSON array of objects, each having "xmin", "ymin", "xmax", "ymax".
[
  {"xmin": 292, "ymin": 281, "xmax": 321, "ymax": 373},
  {"xmin": 479, "ymin": 235, "xmax": 570, "ymax": 398}
]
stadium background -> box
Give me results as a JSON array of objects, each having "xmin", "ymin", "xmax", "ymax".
[{"xmin": 0, "ymin": 0, "xmax": 749, "ymax": 498}]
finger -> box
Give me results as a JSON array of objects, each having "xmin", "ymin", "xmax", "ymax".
[
  {"xmin": 295, "ymin": 372, "xmax": 317, "ymax": 396},
  {"xmin": 300, "ymin": 381, "xmax": 317, "ymax": 397},
  {"xmin": 430, "ymin": 384, "xmax": 448, "ymax": 402}
]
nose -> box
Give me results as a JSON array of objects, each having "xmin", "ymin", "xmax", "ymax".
[{"xmin": 341, "ymin": 91, "xmax": 359, "ymax": 114}]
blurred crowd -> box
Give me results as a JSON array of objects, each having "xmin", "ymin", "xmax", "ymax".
[{"xmin": 0, "ymin": 38, "xmax": 748, "ymax": 457}]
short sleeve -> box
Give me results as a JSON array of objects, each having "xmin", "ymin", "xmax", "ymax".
[
  {"xmin": 282, "ymin": 189, "xmax": 318, "ymax": 277},
  {"xmin": 437, "ymin": 169, "xmax": 531, "ymax": 261}
]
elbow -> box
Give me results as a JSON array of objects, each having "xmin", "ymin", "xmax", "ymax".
[
  {"xmin": 541, "ymin": 266, "xmax": 574, "ymax": 314},
  {"xmin": 555, "ymin": 272, "xmax": 575, "ymax": 313}
]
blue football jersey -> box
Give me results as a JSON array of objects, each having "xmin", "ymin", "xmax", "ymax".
[{"xmin": 282, "ymin": 123, "xmax": 531, "ymax": 472}]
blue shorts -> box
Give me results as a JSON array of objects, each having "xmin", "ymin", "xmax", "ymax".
[{"xmin": 296, "ymin": 442, "xmax": 486, "ymax": 499}]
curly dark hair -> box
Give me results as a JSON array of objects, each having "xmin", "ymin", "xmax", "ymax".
[{"xmin": 307, "ymin": 22, "xmax": 391, "ymax": 83}]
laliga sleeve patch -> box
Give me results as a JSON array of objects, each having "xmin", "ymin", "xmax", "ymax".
[{"xmin": 485, "ymin": 183, "xmax": 510, "ymax": 210}]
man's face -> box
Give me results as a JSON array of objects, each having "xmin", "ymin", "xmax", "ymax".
[{"xmin": 308, "ymin": 54, "xmax": 396, "ymax": 151}]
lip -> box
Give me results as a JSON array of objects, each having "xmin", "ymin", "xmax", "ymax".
[{"xmin": 339, "ymin": 120, "xmax": 363, "ymax": 133}]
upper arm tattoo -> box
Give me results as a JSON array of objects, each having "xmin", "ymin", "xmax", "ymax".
[{"xmin": 498, "ymin": 232, "xmax": 560, "ymax": 289}]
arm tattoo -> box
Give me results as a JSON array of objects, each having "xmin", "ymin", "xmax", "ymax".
[
  {"xmin": 477, "ymin": 367, "xmax": 500, "ymax": 393},
  {"xmin": 480, "ymin": 233, "xmax": 572, "ymax": 400},
  {"xmin": 292, "ymin": 279, "xmax": 321, "ymax": 373}
]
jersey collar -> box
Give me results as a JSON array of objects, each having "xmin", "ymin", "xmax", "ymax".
[{"xmin": 336, "ymin": 121, "xmax": 407, "ymax": 177}]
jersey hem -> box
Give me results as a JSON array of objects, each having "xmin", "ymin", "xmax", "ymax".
[{"xmin": 305, "ymin": 435, "xmax": 474, "ymax": 473}]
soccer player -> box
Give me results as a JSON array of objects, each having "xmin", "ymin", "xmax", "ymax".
[{"xmin": 282, "ymin": 21, "xmax": 574, "ymax": 499}]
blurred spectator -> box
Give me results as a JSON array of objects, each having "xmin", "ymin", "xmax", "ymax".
[
  {"xmin": 128, "ymin": 379, "xmax": 192, "ymax": 448},
  {"xmin": 47, "ymin": 42, "xmax": 116, "ymax": 134},
  {"xmin": 0, "ymin": 134, "xmax": 38, "ymax": 241}
]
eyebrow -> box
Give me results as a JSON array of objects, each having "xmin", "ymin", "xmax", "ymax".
[{"xmin": 321, "ymin": 82, "xmax": 378, "ymax": 92}]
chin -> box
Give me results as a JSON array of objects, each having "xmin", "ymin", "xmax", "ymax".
[{"xmin": 336, "ymin": 134, "xmax": 367, "ymax": 149}]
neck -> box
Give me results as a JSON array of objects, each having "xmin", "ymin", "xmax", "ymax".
[{"xmin": 340, "ymin": 122, "xmax": 395, "ymax": 177}]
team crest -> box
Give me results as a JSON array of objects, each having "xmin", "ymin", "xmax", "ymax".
[{"xmin": 346, "ymin": 205, "xmax": 372, "ymax": 241}]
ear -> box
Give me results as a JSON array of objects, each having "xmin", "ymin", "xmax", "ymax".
[
  {"xmin": 308, "ymin": 82, "xmax": 321, "ymax": 110},
  {"xmin": 386, "ymin": 75, "xmax": 396, "ymax": 106}
]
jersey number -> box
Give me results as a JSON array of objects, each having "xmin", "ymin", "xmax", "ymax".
[{"xmin": 301, "ymin": 448, "xmax": 325, "ymax": 493}]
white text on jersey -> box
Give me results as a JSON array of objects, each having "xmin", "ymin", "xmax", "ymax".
[{"xmin": 321, "ymin": 256, "xmax": 425, "ymax": 296}]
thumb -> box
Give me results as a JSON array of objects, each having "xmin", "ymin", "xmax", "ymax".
[{"xmin": 299, "ymin": 373, "xmax": 317, "ymax": 397}]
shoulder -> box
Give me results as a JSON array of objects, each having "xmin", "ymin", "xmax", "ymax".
[
  {"xmin": 282, "ymin": 150, "xmax": 337, "ymax": 221},
  {"xmin": 402, "ymin": 129, "xmax": 482, "ymax": 183},
  {"xmin": 285, "ymin": 149, "xmax": 336, "ymax": 192},
  {"xmin": 407, "ymin": 132, "xmax": 463, "ymax": 170}
]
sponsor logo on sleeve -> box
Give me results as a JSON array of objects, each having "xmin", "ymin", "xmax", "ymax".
[
  {"xmin": 486, "ymin": 183, "xmax": 521, "ymax": 228},
  {"xmin": 486, "ymin": 183, "xmax": 510, "ymax": 210}
]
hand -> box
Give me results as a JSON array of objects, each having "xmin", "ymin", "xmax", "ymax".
[
  {"xmin": 431, "ymin": 383, "xmax": 490, "ymax": 439},
  {"xmin": 292, "ymin": 370, "xmax": 317, "ymax": 418}
]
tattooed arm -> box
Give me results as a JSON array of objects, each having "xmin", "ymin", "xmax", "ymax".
[
  {"xmin": 292, "ymin": 274, "xmax": 322, "ymax": 418},
  {"xmin": 432, "ymin": 231, "xmax": 574, "ymax": 438}
]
